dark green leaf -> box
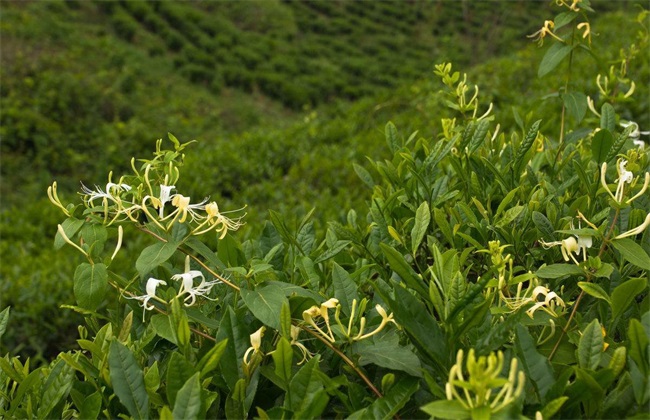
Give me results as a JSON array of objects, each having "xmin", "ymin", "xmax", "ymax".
[
  {"xmin": 536, "ymin": 264, "xmax": 585, "ymax": 279},
  {"xmin": 385, "ymin": 121, "xmax": 399, "ymax": 153},
  {"xmin": 611, "ymin": 278, "xmax": 647, "ymax": 327},
  {"xmin": 271, "ymin": 337, "xmax": 293, "ymax": 389},
  {"xmin": 538, "ymin": 43, "xmax": 572, "ymax": 78},
  {"xmin": 628, "ymin": 319, "xmax": 649, "ymax": 374},
  {"xmin": 532, "ymin": 211, "xmax": 556, "ymax": 241},
  {"xmin": 313, "ymin": 240, "xmax": 351, "ymax": 264},
  {"xmin": 216, "ymin": 307, "xmax": 249, "ymax": 389},
  {"xmin": 425, "ymin": 133, "xmax": 460, "ymax": 171},
  {"xmin": 515, "ymin": 325, "xmax": 554, "ymax": 401},
  {"xmin": 611, "ymin": 239, "xmax": 650, "ymax": 270},
  {"xmin": 136, "ymin": 241, "xmax": 178, "ymax": 277},
  {"xmin": 80, "ymin": 224, "xmax": 108, "ymax": 255},
  {"xmin": 0, "ymin": 307, "xmax": 9, "ymax": 340},
  {"xmin": 513, "ymin": 119, "xmax": 542, "ymax": 174},
  {"xmin": 411, "ymin": 201, "xmax": 430, "ymax": 255},
  {"xmin": 37, "ymin": 358, "xmax": 75, "ymax": 419},
  {"xmin": 562, "ymin": 92, "xmax": 587, "ymax": 123},
  {"xmin": 554, "ymin": 11, "xmax": 578, "ymax": 29},
  {"xmin": 331, "ymin": 263, "xmax": 359, "ymax": 317},
  {"xmin": 286, "ymin": 356, "xmax": 328, "ymax": 419},
  {"xmin": 353, "ymin": 163, "xmax": 374, "ymax": 188},
  {"xmin": 600, "ymin": 103, "xmax": 616, "ymax": 131},
  {"xmin": 240, "ymin": 284, "xmax": 288, "ymax": 331},
  {"xmin": 351, "ymin": 376, "xmax": 419, "ymax": 420},
  {"xmin": 379, "ymin": 243, "xmax": 428, "ymax": 298},
  {"xmin": 108, "ymin": 340, "xmax": 149, "ymax": 419},
  {"xmin": 468, "ymin": 119, "xmax": 490, "ymax": 155},
  {"xmin": 577, "ymin": 282, "xmax": 611, "ymax": 304},
  {"xmin": 166, "ymin": 352, "xmax": 195, "ymax": 407},
  {"xmin": 151, "ymin": 314, "xmax": 176, "ymax": 344},
  {"xmin": 352, "ymin": 329, "xmax": 422, "ymax": 377},
  {"xmin": 172, "ymin": 373, "xmax": 201, "ymax": 420},
  {"xmin": 578, "ymin": 319, "xmax": 603, "ymax": 370},
  {"xmin": 197, "ymin": 339, "xmax": 228, "ymax": 378},
  {"xmin": 74, "ymin": 263, "xmax": 108, "ymax": 310},
  {"xmin": 591, "ymin": 129, "xmax": 614, "ymax": 163},
  {"xmin": 420, "ymin": 399, "xmax": 469, "ymax": 419},
  {"xmin": 217, "ymin": 233, "xmax": 245, "ymax": 267}
]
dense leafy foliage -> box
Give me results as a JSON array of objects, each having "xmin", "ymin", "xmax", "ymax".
[{"xmin": 1, "ymin": 1, "xmax": 650, "ymax": 419}]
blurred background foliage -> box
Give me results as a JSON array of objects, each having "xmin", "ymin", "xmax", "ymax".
[{"xmin": 1, "ymin": 0, "xmax": 648, "ymax": 363}]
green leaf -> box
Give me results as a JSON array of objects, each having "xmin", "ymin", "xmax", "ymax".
[
  {"xmin": 628, "ymin": 319, "xmax": 649, "ymax": 374},
  {"xmin": 374, "ymin": 280, "xmax": 447, "ymax": 373},
  {"xmin": 108, "ymin": 340, "xmax": 149, "ymax": 420},
  {"xmin": 166, "ymin": 352, "xmax": 196, "ymax": 407},
  {"xmin": 411, "ymin": 201, "xmax": 430, "ymax": 255},
  {"xmin": 136, "ymin": 241, "xmax": 178, "ymax": 277},
  {"xmin": 0, "ymin": 307, "xmax": 9, "ymax": 340},
  {"xmin": 578, "ymin": 319, "xmax": 603, "ymax": 370},
  {"xmin": 54, "ymin": 217, "xmax": 84, "ymax": 249},
  {"xmin": 172, "ymin": 373, "xmax": 202, "ymax": 420},
  {"xmin": 540, "ymin": 396, "xmax": 569, "ymax": 419},
  {"xmin": 577, "ymin": 282, "xmax": 611, "ymax": 304},
  {"xmin": 496, "ymin": 204, "xmax": 525, "ymax": 228},
  {"xmin": 515, "ymin": 325, "xmax": 554, "ymax": 401},
  {"xmin": 352, "ymin": 329, "xmax": 422, "ymax": 377},
  {"xmin": 554, "ymin": 11, "xmax": 578, "ymax": 29},
  {"xmin": 605, "ymin": 124, "xmax": 636, "ymax": 163},
  {"xmin": 197, "ymin": 339, "xmax": 228, "ymax": 379},
  {"xmin": 591, "ymin": 129, "xmax": 614, "ymax": 163},
  {"xmin": 351, "ymin": 376, "xmax": 420, "ymax": 420},
  {"xmin": 611, "ymin": 239, "xmax": 650, "ymax": 270},
  {"xmin": 74, "ymin": 263, "xmax": 108, "ymax": 310},
  {"xmin": 313, "ymin": 240, "xmax": 351, "ymax": 264},
  {"xmin": 611, "ymin": 278, "xmax": 647, "ymax": 327},
  {"xmin": 286, "ymin": 356, "xmax": 328, "ymax": 419},
  {"xmin": 600, "ymin": 103, "xmax": 616, "ymax": 131},
  {"xmin": 80, "ymin": 224, "xmax": 108, "ymax": 255},
  {"xmin": 532, "ymin": 211, "xmax": 556, "ymax": 241},
  {"xmin": 562, "ymin": 91, "xmax": 587, "ymax": 123},
  {"xmin": 215, "ymin": 307, "xmax": 249, "ymax": 389},
  {"xmin": 225, "ymin": 378, "xmax": 247, "ymax": 420},
  {"xmin": 538, "ymin": 43, "xmax": 572, "ymax": 78},
  {"xmin": 37, "ymin": 358, "xmax": 75, "ymax": 419},
  {"xmin": 271, "ymin": 337, "xmax": 293, "ymax": 389},
  {"xmin": 513, "ymin": 119, "xmax": 542, "ymax": 174},
  {"xmin": 217, "ymin": 233, "xmax": 245, "ymax": 267},
  {"xmin": 425, "ymin": 133, "xmax": 460, "ymax": 171},
  {"xmin": 420, "ymin": 399, "xmax": 469, "ymax": 419},
  {"xmin": 468, "ymin": 119, "xmax": 490, "ymax": 155},
  {"xmin": 379, "ymin": 243, "xmax": 428, "ymax": 298},
  {"xmin": 385, "ymin": 121, "xmax": 399, "ymax": 153},
  {"xmin": 353, "ymin": 163, "xmax": 374, "ymax": 188},
  {"xmin": 240, "ymin": 284, "xmax": 289, "ymax": 331},
  {"xmin": 536, "ymin": 264, "xmax": 585, "ymax": 279},
  {"xmin": 78, "ymin": 391, "xmax": 102, "ymax": 420},
  {"xmin": 151, "ymin": 314, "xmax": 176, "ymax": 344},
  {"xmin": 331, "ymin": 263, "xmax": 359, "ymax": 317}
]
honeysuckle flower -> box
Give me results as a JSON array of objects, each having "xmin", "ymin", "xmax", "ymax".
[
  {"xmin": 192, "ymin": 201, "xmax": 245, "ymax": 238},
  {"xmin": 81, "ymin": 182, "xmax": 131, "ymax": 206},
  {"xmin": 127, "ymin": 278, "xmax": 167, "ymax": 320},
  {"xmin": 540, "ymin": 236, "xmax": 581, "ymax": 265},
  {"xmin": 587, "ymin": 96, "xmax": 600, "ymax": 117},
  {"xmin": 158, "ymin": 184, "xmax": 176, "ymax": 217},
  {"xmin": 167, "ymin": 194, "xmax": 208, "ymax": 225},
  {"xmin": 577, "ymin": 22, "xmax": 591, "ymax": 44},
  {"xmin": 601, "ymin": 160, "xmax": 650, "ymax": 204},
  {"xmin": 48, "ymin": 181, "xmax": 71, "ymax": 217},
  {"xmin": 172, "ymin": 270, "xmax": 220, "ymax": 306},
  {"xmin": 620, "ymin": 121, "xmax": 650, "ymax": 149},
  {"xmin": 527, "ymin": 20, "xmax": 563, "ymax": 46},
  {"xmin": 614, "ymin": 213, "xmax": 650, "ymax": 239},
  {"xmin": 526, "ymin": 286, "xmax": 566, "ymax": 318},
  {"xmin": 243, "ymin": 326, "xmax": 266, "ymax": 367},
  {"xmin": 446, "ymin": 349, "xmax": 524, "ymax": 414},
  {"xmin": 56, "ymin": 223, "xmax": 89, "ymax": 257},
  {"xmin": 290, "ymin": 325, "xmax": 313, "ymax": 365},
  {"xmin": 302, "ymin": 299, "xmax": 338, "ymax": 343},
  {"xmin": 353, "ymin": 304, "xmax": 397, "ymax": 341}
]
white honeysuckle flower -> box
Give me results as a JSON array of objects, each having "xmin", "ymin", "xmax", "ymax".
[
  {"xmin": 620, "ymin": 121, "xmax": 649, "ymax": 149},
  {"xmin": 601, "ymin": 159, "xmax": 649, "ymax": 204},
  {"xmin": 126, "ymin": 278, "xmax": 167, "ymax": 320},
  {"xmin": 172, "ymin": 270, "xmax": 220, "ymax": 306},
  {"xmin": 354, "ymin": 304, "xmax": 398, "ymax": 341},
  {"xmin": 81, "ymin": 182, "xmax": 131, "ymax": 206},
  {"xmin": 526, "ymin": 286, "xmax": 565, "ymax": 318},
  {"xmin": 290, "ymin": 325, "xmax": 313, "ymax": 365},
  {"xmin": 158, "ymin": 184, "xmax": 176, "ymax": 217},
  {"xmin": 243, "ymin": 326, "xmax": 266, "ymax": 366},
  {"xmin": 540, "ymin": 236, "xmax": 581, "ymax": 265}
]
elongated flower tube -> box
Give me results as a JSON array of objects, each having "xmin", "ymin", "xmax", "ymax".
[
  {"xmin": 601, "ymin": 160, "xmax": 649, "ymax": 204},
  {"xmin": 290, "ymin": 325, "xmax": 313, "ymax": 365},
  {"xmin": 353, "ymin": 305, "xmax": 397, "ymax": 341},
  {"xmin": 540, "ymin": 236, "xmax": 581, "ymax": 265},
  {"xmin": 614, "ymin": 213, "xmax": 650, "ymax": 239},
  {"xmin": 192, "ymin": 201, "xmax": 245, "ymax": 238}
]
